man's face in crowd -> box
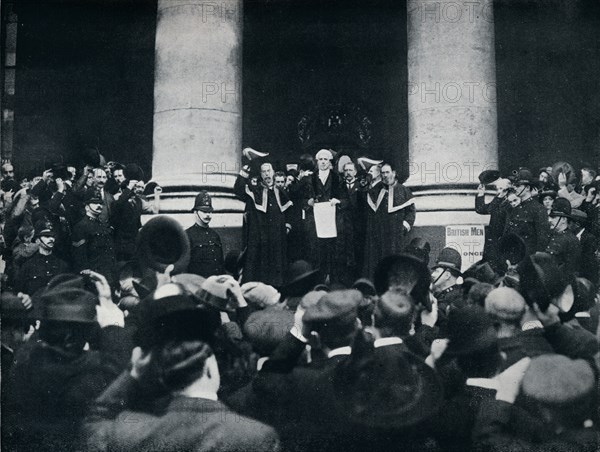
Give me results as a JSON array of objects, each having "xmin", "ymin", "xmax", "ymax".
[
  {"xmin": 274, "ymin": 176, "xmax": 286, "ymax": 189},
  {"xmin": 38, "ymin": 234, "xmax": 55, "ymax": 251},
  {"xmin": 133, "ymin": 181, "xmax": 145, "ymax": 196},
  {"xmin": 28, "ymin": 195, "xmax": 39, "ymax": 209},
  {"xmin": 581, "ymin": 170, "xmax": 594, "ymax": 186},
  {"xmin": 285, "ymin": 175, "xmax": 295, "ymax": 188},
  {"xmin": 261, "ymin": 164, "xmax": 274, "ymax": 186},
  {"xmin": 2, "ymin": 164, "xmax": 14, "ymax": 180},
  {"xmin": 368, "ymin": 165, "xmax": 381, "ymax": 182},
  {"xmin": 113, "ymin": 169, "xmax": 125, "ymax": 184},
  {"xmin": 343, "ymin": 163, "xmax": 357, "ymax": 182},
  {"xmin": 381, "ymin": 164, "xmax": 396, "ymax": 186},
  {"xmin": 317, "ymin": 156, "xmax": 331, "ymax": 171},
  {"xmin": 93, "ymin": 169, "xmax": 107, "ymax": 189},
  {"xmin": 196, "ymin": 209, "xmax": 212, "ymax": 226},
  {"xmin": 539, "ymin": 171, "xmax": 549, "ymax": 184}
]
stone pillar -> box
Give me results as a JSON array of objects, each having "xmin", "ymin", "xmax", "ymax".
[
  {"xmin": 151, "ymin": 0, "xmax": 244, "ymax": 226},
  {"xmin": 406, "ymin": 0, "xmax": 498, "ymax": 227}
]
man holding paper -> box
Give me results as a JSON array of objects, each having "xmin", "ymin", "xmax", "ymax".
[
  {"xmin": 363, "ymin": 162, "xmax": 416, "ymax": 278},
  {"xmin": 304, "ymin": 149, "xmax": 346, "ymax": 282}
]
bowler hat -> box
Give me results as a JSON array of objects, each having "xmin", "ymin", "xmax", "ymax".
[
  {"xmin": 373, "ymin": 254, "xmax": 431, "ymax": 309},
  {"xmin": 124, "ymin": 163, "xmax": 145, "ymax": 182},
  {"xmin": 333, "ymin": 332, "xmax": 442, "ymax": 429},
  {"xmin": 403, "ymin": 237, "xmax": 431, "ymax": 266},
  {"xmin": 445, "ymin": 305, "xmax": 497, "ymax": 355},
  {"xmin": 136, "ymin": 215, "xmax": 191, "ymax": 275},
  {"xmin": 478, "ymin": 170, "xmax": 501, "ymax": 185},
  {"xmin": 433, "ymin": 247, "xmax": 462, "ymax": 275},
  {"xmin": 41, "ymin": 286, "xmax": 97, "ymax": 324},
  {"xmin": 352, "ymin": 278, "xmax": 377, "ymax": 297},
  {"xmin": 549, "ymin": 197, "xmax": 572, "ymax": 218},
  {"xmin": 539, "ymin": 183, "xmax": 558, "ymax": 200},
  {"xmin": 462, "ymin": 260, "xmax": 501, "ymax": 285},
  {"xmin": 280, "ymin": 260, "xmax": 321, "ymax": 298},
  {"xmin": 136, "ymin": 283, "xmax": 220, "ymax": 348},
  {"xmin": 191, "ymin": 190, "xmax": 214, "ymax": 212},
  {"xmin": 517, "ymin": 252, "xmax": 569, "ymax": 311}
]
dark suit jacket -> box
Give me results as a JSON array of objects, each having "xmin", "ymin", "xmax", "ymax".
[{"xmin": 85, "ymin": 373, "xmax": 280, "ymax": 452}]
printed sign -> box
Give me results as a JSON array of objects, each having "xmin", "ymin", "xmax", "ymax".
[{"xmin": 445, "ymin": 225, "xmax": 486, "ymax": 271}]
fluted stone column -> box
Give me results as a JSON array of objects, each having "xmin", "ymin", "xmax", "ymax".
[
  {"xmin": 151, "ymin": 0, "xmax": 244, "ymax": 226},
  {"xmin": 406, "ymin": 0, "xmax": 498, "ymax": 227}
]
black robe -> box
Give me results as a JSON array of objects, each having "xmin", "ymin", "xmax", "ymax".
[
  {"xmin": 234, "ymin": 175, "xmax": 291, "ymax": 286},
  {"xmin": 363, "ymin": 181, "xmax": 416, "ymax": 279}
]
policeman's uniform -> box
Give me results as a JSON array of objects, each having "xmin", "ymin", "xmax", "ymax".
[
  {"xmin": 186, "ymin": 191, "xmax": 224, "ymax": 277},
  {"xmin": 504, "ymin": 197, "xmax": 550, "ymax": 255},
  {"xmin": 72, "ymin": 193, "xmax": 116, "ymax": 285}
]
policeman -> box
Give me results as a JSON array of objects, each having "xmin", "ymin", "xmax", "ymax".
[
  {"xmin": 14, "ymin": 220, "xmax": 69, "ymax": 295},
  {"xmin": 503, "ymin": 168, "xmax": 550, "ymax": 255},
  {"xmin": 546, "ymin": 197, "xmax": 581, "ymax": 278},
  {"xmin": 185, "ymin": 191, "xmax": 225, "ymax": 277},
  {"xmin": 431, "ymin": 247, "xmax": 464, "ymax": 313},
  {"xmin": 71, "ymin": 190, "xmax": 116, "ymax": 285}
]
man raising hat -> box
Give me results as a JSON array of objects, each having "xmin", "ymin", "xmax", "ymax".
[
  {"xmin": 185, "ymin": 190, "xmax": 225, "ymax": 278},
  {"xmin": 545, "ymin": 197, "xmax": 581, "ymax": 278}
]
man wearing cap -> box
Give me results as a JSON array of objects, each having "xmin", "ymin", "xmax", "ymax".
[
  {"xmin": 363, "ymin": 162, "xmax": 416, "ymax": 278},
  {"xmin": 72, "ymin": 191, "xmax": 116, "ymax": 285},
  {"xmin": 476, "ymin": 175, "xmax": 512, "ymax": 272},
  {"xmin": 3, "ymin": 274, "xmax": 128, "ymax": 452},
  {"xmin": 503, "ymin": 168, "xmax": 550, "ymax": 255},
  {"xmin": 545, "ymin": 197, "xmax": 581, "ymax": 277},
  {"xmin": 14, "ymin": 220, "xmax": 69, "ymax": 296},
  {"xmin": 473, "ymin": 355, "xmax": 598, "ymax": 451},
  {"xmin": 304, "ymin": 149, "xmax": 345, "ymax": 282},
  {"xmin": 431, "ymin": 247, "xmax": 464, "ymax": 313},
  {"xmin": 234, "ymin": 290, "xmax": 363, "ymax": 452},
  {"xmin": 185, "ymin": 190, "xmax": 224, "ymax": 277},
  {"xmin": 234, "ymin": 160, "xmax": 292, "ymax": 286},
  {"xmin": 569, "ymin": 209, "xmax": 599, "ymax": 285}
]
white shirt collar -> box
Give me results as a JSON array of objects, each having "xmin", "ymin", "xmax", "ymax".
[
  {"xmin": 374, "ymin": 337, "xmax": 403, "ymax": 348},
  {"xmin": 576, "ymin": 228, "xmax": 585, "ymax": 240},
  {"xmin": 466, "ymin": 378, "xmax": 499, "ymax": 391},
  {"xmin": 327, "ymin": 346, "xmax": 352, "ymax": 358}
]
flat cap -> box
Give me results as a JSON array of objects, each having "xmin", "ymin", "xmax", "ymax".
[{"xmin": 303, "ymin": 289, "xmax": 362, "ymax": 326}]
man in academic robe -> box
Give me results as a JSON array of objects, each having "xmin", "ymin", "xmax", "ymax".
[
  {"xmin": 363, "ymin": 163, "xmax": 416, "ymax": 279},
  {"xmin": 234, "ymin": 162, "xmax": 292, "ymax": 286}
]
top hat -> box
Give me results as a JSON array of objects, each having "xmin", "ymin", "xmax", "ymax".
[
  {"xmin": 498, "ymin": 232, "xmax": 527, "ymax": 266},
  {"xmin": 280, "ymin": 260, "xmax": 321, "ymax": 298},
  {"xmin": 403, "ymin": 237, "xmax": 432, "ymax": 266},
  {"xmin": 191, "ymin": 190, "xmax": 214, "ymax": 213},
  {"xmin": 478, "ymin": 170, "xmax": 501, "ymax": 185},
  {"xmin": 433, "ymin": 247, "xmax": 462, "ymax": 275},
  {"xmin": 373, "ymin": 254, "xmax": 431, "ymax": 310},
  {"xmin": 462, "ymin": 260, "xmax": 500, "ymax": 285}
]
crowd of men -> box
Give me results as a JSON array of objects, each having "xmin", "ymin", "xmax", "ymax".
[{"xmin": 0, "ymin": 153, "xmax": 599, "ymax": 452}]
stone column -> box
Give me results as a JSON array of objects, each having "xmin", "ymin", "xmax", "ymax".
[
  {"xmin": 151, "ymin": 0, "xmax": 244, "ymax": 226},
  {"xmin": 406, "ymin": 0, "xmax": 498, "ymax": 227}
]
